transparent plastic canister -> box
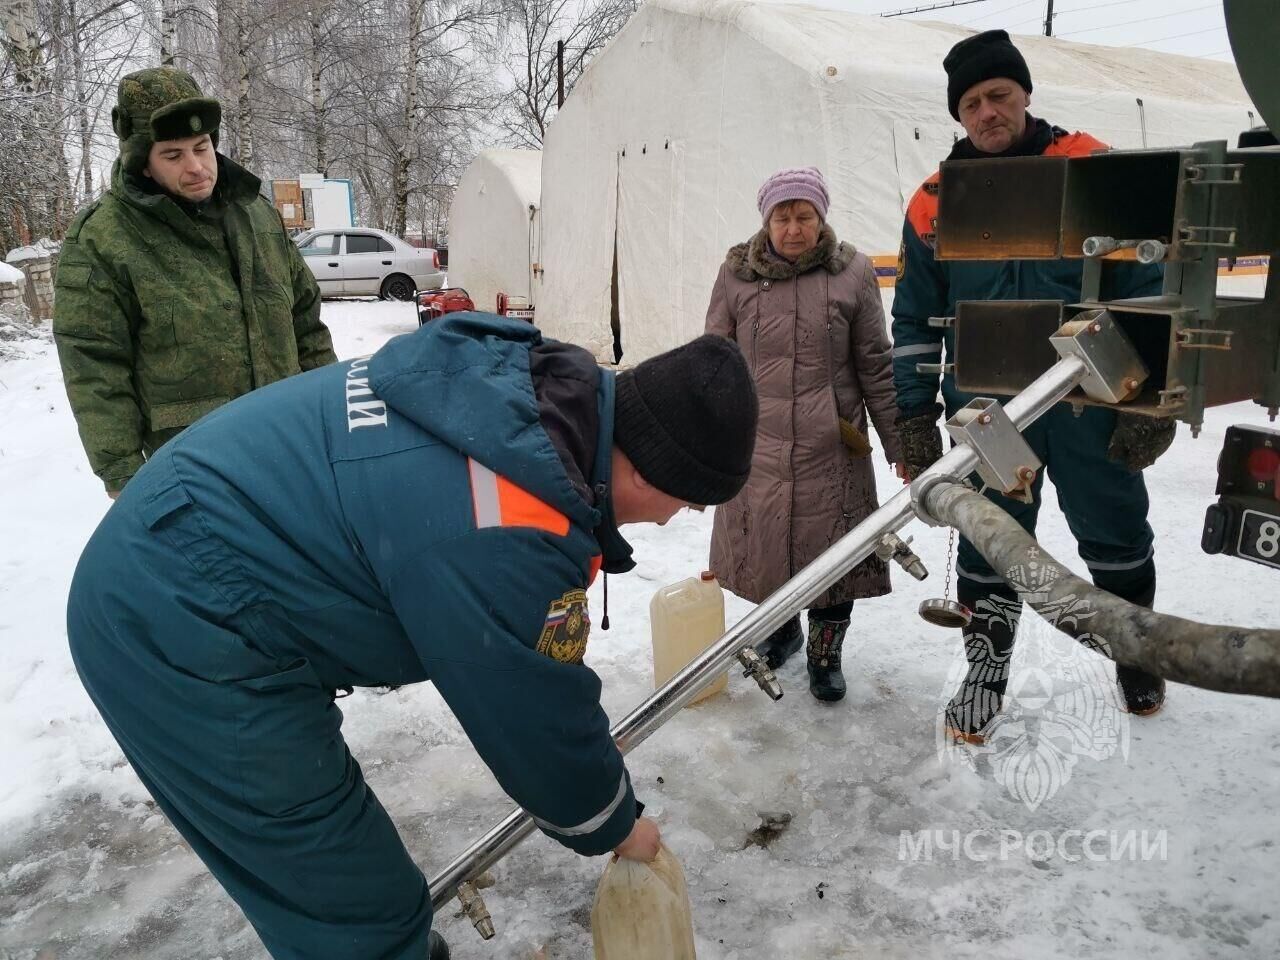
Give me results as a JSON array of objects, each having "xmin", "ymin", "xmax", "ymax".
[
  {"xmin": 649, "ymin": 572, "xmax": 727, "ymax": 705},
  {"xmin": 591, "ymin": 844, "xmax": 697, "ymax": 960}
]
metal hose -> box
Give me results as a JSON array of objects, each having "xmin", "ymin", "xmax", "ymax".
[{"xmin": 923, "ymin": 481, "xmax": 1280, "ymax": 699}]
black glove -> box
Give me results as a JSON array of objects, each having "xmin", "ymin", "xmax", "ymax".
[
  {"xmin": 895, "ymin": 403, "xmax": 944, "ymax": 480},
  {"xmin": 1107, "ymin": 412, "xmax": 1177, "ymax": 472}
]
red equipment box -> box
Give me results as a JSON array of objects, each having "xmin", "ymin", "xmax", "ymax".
[{"xmin": 417, "ymin": 287, "xmax": 475, "ymax": 326}]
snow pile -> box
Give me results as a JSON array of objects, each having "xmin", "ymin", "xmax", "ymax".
[
  {"xmin": 5, "ymin": 239, "xmax": 57, "ymax": 265},
  {"xmin": 2, "ymin": 296, "xmax": 1279, "ymax": 959},
  {"xmin": 6, "ymin": 246, "xmax": 43, "ymax": 265},
  {"xmin": 0, "ymin": 260, "xmax": 41, "ymax": 360}
]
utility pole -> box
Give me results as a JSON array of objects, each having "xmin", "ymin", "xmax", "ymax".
[
  {"xmin": 1044, "ymin": 0, "xmax": 1054, "ymax": 36},
  {"xmin": 556, "ymin": 40, "xmax": 565, "ymax": 109}
]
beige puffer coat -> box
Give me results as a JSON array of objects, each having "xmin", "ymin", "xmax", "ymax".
[{"xmin": 706, "ymin": 225, "xmax": 902, "ymax": 608}]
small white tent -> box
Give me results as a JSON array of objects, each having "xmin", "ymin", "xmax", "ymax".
[
  {"xmin": 448, "ymin": 150, "xmax": 542, "ymax": 314},
  {"xmin": 536, "ymin": 0, "xmax": 1257, "ymax": 362}
]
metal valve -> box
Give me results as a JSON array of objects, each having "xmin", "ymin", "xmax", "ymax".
[
  {"xmin": 737, "ymin": 646, "xmax": 783, "ymax": 700},
  {"xmin": 1082, "ymin": 236, "xmax": 1122, "ymax": 257},
  {"xmin": 1135, "ymin": 239, "xmax": 1169, "ymax": 264},
  {"xmin": 875, "ymin": 532, "xmax": 928, "ymax": 581},
  {"xmin": 457, "ymin": 881, "xmax": 495, "ymax": 940}
]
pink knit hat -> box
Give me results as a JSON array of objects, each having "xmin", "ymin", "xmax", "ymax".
[{"xmin": 756, "ymin": 166, "xmax": 830, "ymax": 223}]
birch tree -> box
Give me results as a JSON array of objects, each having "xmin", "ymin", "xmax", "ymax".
[{"xmin": 496, "ymin": 0, "xmax": 635, "ymax": 147}]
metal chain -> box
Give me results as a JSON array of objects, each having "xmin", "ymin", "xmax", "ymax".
[{"xmin": 943, "ymin": 527, "xmax": 956, "ymax": 601}]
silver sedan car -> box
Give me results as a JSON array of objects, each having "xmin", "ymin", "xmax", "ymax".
[{"xmin": 294, "ymin": 228, "xmax": 445, "ymax": 300}]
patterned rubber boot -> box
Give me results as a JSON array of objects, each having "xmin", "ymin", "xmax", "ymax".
[
  {"xmin": 944, "ymin": 583, "xmax": 1021, "ymax": 745},
  {"xmin": 428, "ymin": 930, "xmax": 450, "ymax": 960},
  {"xmin": 756, "ymin": 616, "xmax": 804, "ymax": 670},
  {"xmin": 806, "ymin": 618, "xmax": 849, "ymax": 702}
]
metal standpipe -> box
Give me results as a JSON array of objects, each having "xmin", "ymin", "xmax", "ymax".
[{"xmin": 429, "ymin": 354, "xmax": 1091, "ymax": 934}]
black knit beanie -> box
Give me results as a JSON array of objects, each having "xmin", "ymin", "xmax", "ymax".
[
  {"xmin": 613, "ymin": 335, "xmax": 757, "ymax": 506},
  {"xmin": 944, "ymin": 29, "xmax": 1033, "ymax": 121}
]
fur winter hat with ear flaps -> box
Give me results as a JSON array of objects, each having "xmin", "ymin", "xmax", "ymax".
[{"xmin": 111, "ymin": 67, "xmax": 221, "ymax": 174}]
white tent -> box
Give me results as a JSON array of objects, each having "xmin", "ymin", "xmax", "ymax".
[
  {"xmin": 536, "ymin": 0, "xmax": 1257, "ymax": 362},
  {"xmin": 448, "ymin": 149, "xmax": 542, "ymax": 314}
]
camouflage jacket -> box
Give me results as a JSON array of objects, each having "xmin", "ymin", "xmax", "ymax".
[{"xmin": 53, "ymin": 155, "xmax": 336, "ymax": 491}]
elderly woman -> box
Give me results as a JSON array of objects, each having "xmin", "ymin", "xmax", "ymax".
[{"xmin": 705, "ymin": 166, "xmax": 902, "ymax": 702}]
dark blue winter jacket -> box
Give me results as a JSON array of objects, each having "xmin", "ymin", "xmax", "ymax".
[{"xmin": 130, "ymin": 312, "xmax": 638, "ymax": 856}]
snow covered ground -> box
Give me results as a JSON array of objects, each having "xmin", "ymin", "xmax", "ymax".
[{"xmin": 2, "ymin": 295, "xmax": 1279, "ymax": 959}]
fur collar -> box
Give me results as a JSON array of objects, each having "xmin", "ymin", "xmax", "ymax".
[{"xmin": 725, "ymin": 224, "xmax": 856, "ymax": 282}]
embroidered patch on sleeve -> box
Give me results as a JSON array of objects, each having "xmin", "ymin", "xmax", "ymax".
[
  {"xmin": 537, "ymin": 588, "xmax": 591, "ymax": 664},
  {"xmin": 896, "ymin": 239, "xmax": 906, "ymax": 282}
]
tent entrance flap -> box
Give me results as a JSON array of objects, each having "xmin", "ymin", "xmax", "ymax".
[
  {"xmin": 527, "ymin": 202, "xmax": 540, "ymax": 303},
  {"xmin": 616, "ymin": 140, "xmax": 686, "ymax": 361},
  {"xmin": 610, "ymin": 223, "xmax": 622, "ymax": 363}
]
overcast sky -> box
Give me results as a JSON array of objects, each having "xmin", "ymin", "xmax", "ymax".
[{"xmin": 807, "ymin": 0, "xmax": 1235, "ymax": 63}]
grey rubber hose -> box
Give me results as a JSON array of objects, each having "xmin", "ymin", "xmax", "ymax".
[{"xmin": 923, "ymin": 481, "xmax": 1280, "ymax": 699}]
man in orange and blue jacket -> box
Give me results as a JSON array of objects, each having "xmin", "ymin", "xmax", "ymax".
[
  {"xmin": 891, "ymin": 30, "xmax": 1177, "ymax": 742},
  {"xmin": 66, "ymin": 314, "xmax": 758, "ymax": 959}
]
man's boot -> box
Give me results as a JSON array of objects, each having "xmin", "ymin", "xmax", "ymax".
[
  {"xmin": 755, "ymin": 616, "xmax": 803, "ymax": 670},
  {"xmin": 428, "ymin": 930, "xmax": 450, "ymax": 960},
  {"xmin": 944, "ymin": 582, "xmax": 1021, "ymax": 745},
  {"xmin": 806, "ymin": 618, "xmax": 849, "ymax": 702},
  {"xmin": 1110, "ymin": 579, "xmax": 1166, "ymax": 716}
]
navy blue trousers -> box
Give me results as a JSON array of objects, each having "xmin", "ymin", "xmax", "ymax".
[
  {"xmin": 955, "ymin": 404, "xmax": 1156, "ymax": 603},
  {"xmin": 67, "ymin": 469, "xmax": 434, "ymax": 960}
]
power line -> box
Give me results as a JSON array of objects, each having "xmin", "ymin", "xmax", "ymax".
[
  {"xmin": 879, "ymin": 0, "xmax": 991, "ymax": 17},
  {"xmin": 1121, "ymin": 24, "xmax": 1226, "ymax": 48},
  {"xmin": 962, "ymin": 0, "xmax": 1040, "ymax": 27},
  {"xmin": 1056, "ymin": 3, "xmax": 1219, "ymax": 39},
  {"xmin": 1007, "ymin": 0, "xmax": 1142, "ymax": 29},
  {"xmin": 1051, "ymin": 0, "xmax": 1145, "ymax": 16}
]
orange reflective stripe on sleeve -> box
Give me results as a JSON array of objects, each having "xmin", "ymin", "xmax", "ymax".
[{"xmin": 468, "ymin": 457, "xmax": 571, "ymax": 536}]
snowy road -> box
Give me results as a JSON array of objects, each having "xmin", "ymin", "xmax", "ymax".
[{"xmin": 2, "ymin": 297, "xmax": 1279, "ymax": 959}]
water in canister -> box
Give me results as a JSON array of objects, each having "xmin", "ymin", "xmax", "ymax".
[
  {"xmin": 591, "ymin": 844, "xmax": 697, "ymax": 959},
  {"xmin": 649, "ymin": 572, "xmax": 727, "ymax": 705}
]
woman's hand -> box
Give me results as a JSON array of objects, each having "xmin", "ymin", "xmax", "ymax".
[
  {"xmin": 613, "ymin": 816, "xmax": 662, "ymax": 862},
  {"xmin": 894, "ymin": 462, "xmax": 910, "ymax": 483}
]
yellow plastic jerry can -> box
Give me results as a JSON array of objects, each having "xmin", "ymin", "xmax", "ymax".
[
  {"xmin": 591, "ymin": 844, "xmax": 697, "ymax": 960},
  {"xmin": 649, "ymin": 572, "xmax": 727, "ymax": 705}
]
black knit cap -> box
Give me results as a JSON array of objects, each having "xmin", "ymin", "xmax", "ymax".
[
  {"xmin": 944, "ymin": 29, "xmax": 1032, "ymax": 121},
  {"xmin": 613, "ymin": 335, "xmax": 757, "ymax": 506}
]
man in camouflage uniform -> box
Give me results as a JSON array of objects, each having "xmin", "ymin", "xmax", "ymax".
[{"xmin": 54, "ymin": 67, "xmax": 336, "ymax": 497}]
